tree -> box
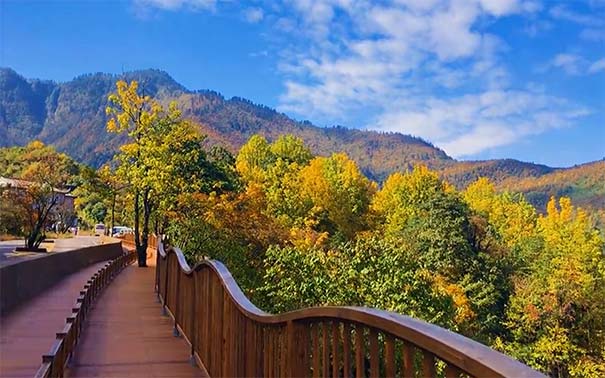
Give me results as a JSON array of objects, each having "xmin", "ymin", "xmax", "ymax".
[
  {"xmin": 0, "ymin": 141, "xmax": 78, "ymax": 248},
  {"xmin": 498, "ymin": 197, "xmax": 605, "ymax": 377},
  {"xmin": 106, "ymin": 80, "xmax": 179, "ymax": 266},
  {"xmin": 107, "ymin": 80, "xmax": 236, "ymax": 266},
  {"xmin": 464, "ymin": 177, "xmax": 537, "ymax": 250},
  {"xmin": 299, "ymin": 153, "xmax": 376, "ymax": 238},
  {"xmin": 9, "ymin": 163, "xmax": 71, "ymax": 248}
]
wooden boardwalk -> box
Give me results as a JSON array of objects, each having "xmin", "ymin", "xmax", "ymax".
[
  {"xmin": 0, "ymin": 262, "xmax": 107, "ymax": 377},
  {"xmin": 66, "ymin": 257, "xmax": 205, "ymax": 377}
]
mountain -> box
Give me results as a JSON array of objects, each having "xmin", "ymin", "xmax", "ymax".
[
  {"xmin": 498, "ymin": 160, "xmax": 605, "ymax": 212},
  {"xmin": 440, "ymin": 159, "xmax": 556, "ymax": 187},
  {"xmin": 0, "ymin": 68, "xmax": 453, "ymax": 181},
  {"xmin": 1, "ymin": 67, "xmax": 603, "ymax": 212}
]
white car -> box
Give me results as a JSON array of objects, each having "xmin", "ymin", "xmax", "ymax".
[
  {"xmin": 94, "ymin": 224, "xmax": 106, "ymax": 236},
  {"xmin": 112, "ymin": 226, "xmax": 132, "ymax": 237}
]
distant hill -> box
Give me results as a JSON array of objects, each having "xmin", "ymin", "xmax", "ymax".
[
  {"xmin": 1, "ymin": 67, "xmax": 603, "ymax": 212},
  {"xmin": 498, "ymin": 160, "xmax": 605, "ymax": 212}
]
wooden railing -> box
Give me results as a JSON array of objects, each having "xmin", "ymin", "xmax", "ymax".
[
  {"xmin": 156, "ymin": 242, "xmax": 545, "ymax": 378},
  {"xmin": 34, "ymin": 249, "xmax": 136, "ymax": 378},
  {"xmin": 117, "ymin": 233, "xmax": 158, "ymax": 250}
]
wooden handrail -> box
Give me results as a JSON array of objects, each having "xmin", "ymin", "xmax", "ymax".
[
  {"xmin": 34, "ymin": 248, "xmax": 136, "ymax": 378},
  {"xmin": 118, "ymin": 233, "xmax": 158, "ymax": 250},
  {"xmin": 156, "ymin": 241, "xmax": 545, "ymax": 378}
]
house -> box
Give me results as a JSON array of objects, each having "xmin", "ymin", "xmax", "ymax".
[{"xmin": 0, "ymin": 176, "xmax": 76, "ymax": 219}]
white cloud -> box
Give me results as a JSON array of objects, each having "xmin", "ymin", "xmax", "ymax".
[
  {"xmin": 552, "ymin": 54, "xmax": 584, "ymax": 75},
  {"xmin": 134, "ymin": 0, "xmax": 215, "ymax": 11},
  {"xmin": 549, "ymin": 4, "xmax": 605, "ymax": 43},
  {"xmin": 373, "ymin": 90, "xmax": 590, "ymax": 157},
  {"xmin": 549, "ymin": 4, "xmax": 604, "ymax": 27},
  {"xmin": 547, "ymin": 54, "xmax": 605, "ymax": 75},
  {"xmin": 272, "ymin": 0, "xmax": 585, "ymax": 156},
  {"xmin": 128, "ymin": 0, "xmax": 594, "ymax": 157},
  {"xmin": 244, "ymin": 7, "xmax": 264, "ymax": 23},
  {"xmin": 589, "ymin": 58, "xmax": 605, "ymax": 73}
]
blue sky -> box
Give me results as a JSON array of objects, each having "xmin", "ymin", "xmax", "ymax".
[{"xmin": 1, "ymin": 0, "xmax": 604, "ymax": 167}]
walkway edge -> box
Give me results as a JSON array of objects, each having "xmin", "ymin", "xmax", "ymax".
[{"xmin": 33, "ymin": 247, "xmax": 136, "ymax": 378}]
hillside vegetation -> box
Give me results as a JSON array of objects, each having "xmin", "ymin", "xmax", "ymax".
[
  {"xmin": 2, "ymin": 78, "xmax": 604, "ymax": 376},
  {"xmin": 1, "ymin": 67, "xmax": 603, "ymax": 212}
]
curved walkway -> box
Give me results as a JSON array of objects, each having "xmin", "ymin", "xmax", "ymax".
[
  {"xmin": 66, "ymin": 257, "xmax": 205, "ymax": 377},
  {"xmin": 0, "ymin": 261, "xmax": 107, "ymax": 377}
]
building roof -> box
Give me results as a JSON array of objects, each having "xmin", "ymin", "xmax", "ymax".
[{"xmin": 0, "ymin": 176, "xmax": 76, "ymax": 196}]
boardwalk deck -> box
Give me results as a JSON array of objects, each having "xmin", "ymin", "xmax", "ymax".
[
  {"xmin": 66, "ymin": 257, "xmax": 205, "ymax": 378},
  {"xmin": 0, "ymin": 262, "xmax": 107, "ymax": 377}
]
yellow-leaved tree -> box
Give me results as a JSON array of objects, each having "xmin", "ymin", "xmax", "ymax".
[
  {"xmin": 499, "ymin": 197, "xmax": 605, "ymax": 377},
  {"xmin": 299, "ymin": 153, "xmax": 376, "ymax": 239},
  {"xmin": 106, "ymin": 80, "xmax": 215, "ymax": 266}
]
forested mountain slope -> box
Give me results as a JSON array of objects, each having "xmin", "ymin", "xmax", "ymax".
[
  {"xmin": 498, "ymin": 160, "xmax": 605, "ymax": 211},
  {"xmin": 1, "ymin": 67, "xmax": 602, "ymax": 211},
  {"xmin": 0, "ymin": 68, "xmax": 451, "ymax": 181}
]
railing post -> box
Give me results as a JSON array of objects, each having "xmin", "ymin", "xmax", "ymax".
[
  {"xmin": 190, "ymin": 274, "xmax": 197, "ymax": 367},
  {"xmin": 162, "ymin": 254, "xmax": 169, "ymax": 316},
  {"xmin": 173, "ymin": 263, "xmax": 181, "ymax": 337},
  {"xmin": 155, "ymin": 238, "xmax": 162, "ymax": 304}
]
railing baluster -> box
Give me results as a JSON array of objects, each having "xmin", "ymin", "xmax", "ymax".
[
  {"xmin": 343, "ymin": 323, "xmax": 351, "ymax": 378},
  {"xmin": 312, "ymin": 323, "xmax": 320, "ymax": 378},
  {"xmin": 385, "ymin": 334, "xmax": 395, "ymax": 378},
  {"xmin": 402, "ymin": 342, "xmax": 414, "ymax": 378},
  {"xmin": 355, "ymin": 325, "xmax": 364, "ymax": 378},
  {"xmin": 369, "ymin": 329, "xmax": 379, "ymax": 378},
  {"xmin": 332, "ymin": 322, "xmax": 340, "ymax": 378},
  {"xmin": 322, "ymin": 322, "xmax": 329, "ymax": 377},
  {"xmin": 422, "ymin": 351, "xmax": 436, "ymax": 378},
  {"xmin": 445, "ymin": 364, "xmax": 463, "ymax": 378}
]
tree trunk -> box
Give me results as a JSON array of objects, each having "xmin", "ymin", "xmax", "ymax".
[
  {"xmin": 139, "ymin": 189, "xmax": 151, "ymax": 267},
  {"xmin": 134, "ymin": 191, "xmax": 147, "ymax": 267},
  {"xmin": 111, "ymin": 191, "xmax": 116, "ymax": 235},
  {"xmin": 26, "ymin": 223, "xmax": 43, "ymax": 249}
]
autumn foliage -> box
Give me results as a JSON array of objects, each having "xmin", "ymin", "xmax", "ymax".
[
  {"xmin": 4, "ymin": 79, "xmax": 599, "ymax": 377},
  {"xmin": 166, "ymin": 131, "xmax": 604, "ymax": 377}
]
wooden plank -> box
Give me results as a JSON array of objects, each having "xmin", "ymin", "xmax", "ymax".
[
  {"xmin": 422, "ymin": 352, "xmax": 436, "ymax": 378},
  {"xmin": 355, "ymin": 325, "xmax": 364, "ymax": 378},
  {"xmin": 322, "ymin": 322, "xmax": 330, "ymax": 378},
  {"xmin": 221, "ymin": 297, "xmax": 232, "ymax": 377},
  {"xmin": 445, "ymin": 364, "xmax": 462, "ymax": 378},
  {"xmin": 280, "ymin": 326, "xmax": 288, "ymax": 377},
  {"xmin": 369, "ymin": 329, "xmax": 379, "ymax": 378},
  {"xmin": 267, "ymin": 327, "xmax": 275, "ymax": 378},
  {"xmin": 343, "ymin": 323, "xmax": 351, "ymax": 378},
  {"xmin": 299, "ymin": 323, "xmax": 310, "ymax": 376},
  {"xmin": 332, "ymin": 322, "xmax": 340, "ymax": 378},
  {"xmin": 312, "ymin": 324, "xmax": 320, "ymax": 378},
  {"xmin": 402, "ymin": 343, "xmax": 414, "ymax": 378},
  {"xmin": 385, "ymin": 335, "xmax": 395, "ymax": 378}
]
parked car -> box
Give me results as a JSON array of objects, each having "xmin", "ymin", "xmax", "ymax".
[
  {"xmin": 94, "ymin": 223, "xmax": 106, "ymax": 236},
  {"xmin": 112, "ymin": 226, "xmax": 132, "ymax": 237}
]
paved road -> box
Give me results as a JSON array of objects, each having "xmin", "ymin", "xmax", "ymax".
[
  {"xmin": 0, "ymin": 236, "xmax": 100, "ymax": 267},
  {"xmin": 0, "ymin": 240, "xmax": 23, "ymax": 261}
]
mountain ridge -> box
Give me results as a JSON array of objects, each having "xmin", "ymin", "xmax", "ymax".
[{"xmin": 1, "ymin": 67, "xmax": 602, "ymax": 211}]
